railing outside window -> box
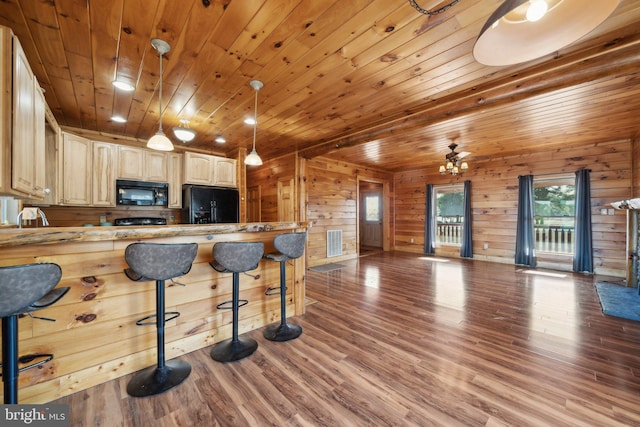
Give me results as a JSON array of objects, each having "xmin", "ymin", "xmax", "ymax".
[{"xmin": 437, "ymin": 215, "xmax": 574, "ymax": 253}]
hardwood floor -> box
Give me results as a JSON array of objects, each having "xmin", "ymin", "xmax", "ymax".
[{"xmin": 53, "ymin": 252, "xmax": 640, "ymax": 426}]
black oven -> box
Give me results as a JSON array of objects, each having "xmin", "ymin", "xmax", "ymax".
[{"xmin": 116, "ymin": 180, "xmax": 168, "ymax": 206}]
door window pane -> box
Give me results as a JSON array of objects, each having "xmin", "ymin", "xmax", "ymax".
[{"xmin": 365, "ymin": 195, "xmax": 380, "ymax": 221}]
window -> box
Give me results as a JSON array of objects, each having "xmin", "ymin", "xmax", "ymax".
[
  {"xmin": 434, "ymin": 185, "xmax": 464, "ymax": 245},
  {"xmin": 533, "ymin": 177, "xmax": 575, "ymax": 254},
  {"xmin": 364, "ymin": 195, "xmax": 380, "ymax": 222}
]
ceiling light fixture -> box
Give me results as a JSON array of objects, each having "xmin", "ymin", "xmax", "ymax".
[
  {"xmin": 173, "ymin": 119, "xmax": 196, "ymax": 143},
  {"xmin": 147, "ymin": 38, "xmax": 174, "ymax": 152},
  {"xmin": 215, "ymin": 135, "xmax": 226, "ymax": 144},
  {"xmin": 111, "ymin": 115, "xmax": 127, "ymax": 123},
  {"xmin": 473, "ymin": 0, "xmax": 620, "ymax": 66},
  {"xmin": 112, "ymin": 79, "xmax": 135, "ymax": 92},
  {"xmin": 439, "ymin": 143, "xmax": 469, "ymax": 176},
  {"xmin": 244, "ymin": 79, "xmax": 263, "ymax": 166}
]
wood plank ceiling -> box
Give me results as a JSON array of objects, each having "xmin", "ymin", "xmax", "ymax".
[{"xmin": 1, "ymin": 0, "xmax": 639, "ymax": 172}]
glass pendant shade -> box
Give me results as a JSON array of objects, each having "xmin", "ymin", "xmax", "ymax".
[
  {"xmin": 245, "ymin": 148, "xmax": 263, "ymax": 166},
  {"xmin": 473, "ymin": 0, "xmax": 620, "ymax": 66},
  {"xmin": 147, "ymin": 130, "xmax": 174, "ymax": 151}
]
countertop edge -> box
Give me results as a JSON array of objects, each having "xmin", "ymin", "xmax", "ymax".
[{"xmin": 0, "ymin": 222, "xmax": 308, "ymax": 247}]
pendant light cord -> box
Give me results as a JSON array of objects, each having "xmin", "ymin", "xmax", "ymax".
[
  {"xmin": 252, "ymin": 88, "xmax": 258, "ymax": 150},
  {"xmin": 408, "ymin": 0, "xmax": 461, "ymax": 15},
  {"xmin": 158, "ymin": 50, "xmax": 164, "ymax": 132}
]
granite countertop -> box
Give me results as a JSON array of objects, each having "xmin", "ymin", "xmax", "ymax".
[{"xmin": 0, "ymin": 222, "xmax": 307, "ymax": 248}]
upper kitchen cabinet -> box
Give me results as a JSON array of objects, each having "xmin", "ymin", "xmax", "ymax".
[
  {"xmin": 0, "ymin": 26, "xmax": 46, "ymax": 199},
  {"xmin": 183, "ymin": 152, "xmax": 236, "ymax": 187},
  {"xmin": 59, "ymin": 132, "xmax": 116, "ymax": 206},
  {"xmin": 117, "ymin": 145, "xmax": 168, "ymax": 182}
]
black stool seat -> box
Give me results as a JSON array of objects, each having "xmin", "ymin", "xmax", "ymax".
[
  {"xmin": 124, "ymin": 242, "xmax": 198, "ymax": 397},
  {"xmin": 0, "ymin": 263, "xmax": 67, "ymax": 404},
  {"xmin": 262, "ymin": 232, "xmax": 307, "ymax": 342},
  {"xmin": 210, "ymin": 242, "xmax": 264, "ymax": 362}
]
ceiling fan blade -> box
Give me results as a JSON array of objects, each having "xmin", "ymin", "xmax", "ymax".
[{"xmin": 458, "ymin": 151, "xmax": 471, "ymax": 159}]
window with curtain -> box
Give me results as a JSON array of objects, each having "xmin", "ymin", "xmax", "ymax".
[
  {"xmin": 434, "ymin": 184, "xmax": 464, "ymax": 247},
  {"xmin": 533, "ymin": 176, "xmax": 575, "ymax": 255}
]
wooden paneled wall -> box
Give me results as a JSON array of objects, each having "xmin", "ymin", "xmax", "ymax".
[
  {"xmin": 394, "ymin": 139, "xmax": 631, "ymax": 277},
  {"xmin": 633, "ymin": 136, "xmax": 640, "ymax": 197},
  {"xmin": 246, "ymin": 153, "xmax": 298, "ymax": 223}
]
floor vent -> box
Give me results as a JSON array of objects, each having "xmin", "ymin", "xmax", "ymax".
[{"xmin": 327, "ymin": 229, "xmax": 343, "ymax": 258}]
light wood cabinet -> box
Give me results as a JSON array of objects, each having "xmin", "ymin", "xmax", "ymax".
[
  {"xmin": 92, "ymin": 142, "xmax": 116, "ymax": 206},
  {"xmin": 60, "ymin": 133, "xmax": 116, "ymax": 206},
  {"xmin": 183, "ymin": 152, "xmax": 237, "ymax": 187},
  {"xmin": 117, "ymin": 146, "xmax": 168, "ymax": 182},
  {"xmin": 60, "ymin": 133, "xmax": 92, "ymax": 205},
  {"xmin": 167, "ymin": 153, "xmax": 182, "ymax": 208},
  {"xmin": 0, "ymin": 27, "xmax": 46, "ymax": 198}
]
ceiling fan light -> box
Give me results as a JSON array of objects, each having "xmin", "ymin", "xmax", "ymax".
[
  {"xmin": 439, "ymin": 165, "xmax": 446, "ymax": 174},
  {"xmin": 172, "ymin": 126, "xmax": 196, "ymax": 142},
  {"xmin": 245, "ymin": 148, "xmax": 263, "ymax": 166},
  {"xmin": 460, "ymin": 161, "xmax": 469, "ymax": 171},
  {"xmin": 473, "ymin": 0, "xmax": 620, "ymax": 66},
  {"xmin": 446, "ymin": 161, "xmax": 454, "ymax": 170},
  {"xmin": 526, "ymin": 0, "xmax": 548, "ymax": 22},
  {"xmin": 147, "ymin": 130, "xmax": 174, "ymax": 151}
]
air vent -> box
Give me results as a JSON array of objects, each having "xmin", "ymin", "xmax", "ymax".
[{"xmin": 327, "ymin": 229, "xmax": 343, "ymax": 258}]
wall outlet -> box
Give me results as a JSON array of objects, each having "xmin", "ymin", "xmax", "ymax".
[
  {"xmin": 169, "ymin": 215, "xmax": 175, "ymax": 222},
  {"xmin": 607, "ymin": 208, "xmax": 614, "ymax": 215},
  {"xmin": 600, "ymin": 208, "xmax": 607, "ymax": 215},
  {"xmin": 410, "ymin": 238, "xmax": 414, "ymax": 243},
  {"xmin": 483, "ymin": 242, "xmax": 489, "ymax": 250},
  {"xmin": 99, "ymin": 215, "xmax": 106, "ymax": 223}
]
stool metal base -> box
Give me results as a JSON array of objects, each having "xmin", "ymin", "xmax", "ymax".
[
  {"xmin": 263, "ymin": 322, "xmax": 303, "ymax": 342},
  {"xmin": 210, "ymin": 336, "xmax": 257, "ymax": 362},
  {"xmin": 126, "ymin": 360, "xmax": 191, "ymax": 397}
]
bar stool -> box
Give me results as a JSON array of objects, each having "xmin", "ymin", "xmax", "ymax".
[
  {"xmin": 263, "ymin": 232, "xmax": 307, "ymax": 341},
  {"xmin": 209, "ymin": 241, "xmax": 264, "ymax": 362},
  {"xmin": 124, "ymin": 242, "xmax": 198, "ymax": 397},
  {"xmin": 0, "ymin": 263, "xmax": 68, "ymax": 404}
]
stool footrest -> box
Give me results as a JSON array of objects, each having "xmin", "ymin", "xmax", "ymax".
[
  {"xmin": 216, "ymin": 299, "xmax": 248, "ymax": 310},
  {"xmin": 136, "ymin": 311, "xmax": 180, "ymax": 326},
  {"xmin": 0, "ymin": 353, "xmax": 54, "ymax": 375},
  {"xmin": 265, "ymin": 286, "xmax": 284, "ymax": 296}
]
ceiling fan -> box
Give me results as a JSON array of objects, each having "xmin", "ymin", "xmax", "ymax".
[{"xmin": 440, "ymin": 142, "xmax": 471, "ymax": 175}]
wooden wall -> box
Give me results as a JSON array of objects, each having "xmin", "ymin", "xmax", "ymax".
[
  {"xmin": 394, "ymin": 139, "xmax": 631, "ymax": 277},
  {"xmin": 246, "ymin": 153, "xmax": 298, "ymax": 223}
]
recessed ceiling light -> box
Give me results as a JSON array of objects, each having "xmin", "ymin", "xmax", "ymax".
[
  {"xmin": 215, "ymin": 135, "xmax": 226, "ymax": 143},
  {"xmin": 112, "ymin": 80, "xmax": 135, "ymax": 92},
  {"xmin": 244, "ymin": 117, "xmax": 256, "ymax": 125},
  {"xmin": 111, "ymin": 115, "xmax": 127, "ymax": 123}
]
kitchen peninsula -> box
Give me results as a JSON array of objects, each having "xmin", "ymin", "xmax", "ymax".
[{"xmin": 0, "ymin": 222, "xmax": 307, "ymax": 403}]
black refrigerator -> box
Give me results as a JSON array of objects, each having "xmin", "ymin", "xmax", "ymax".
[{"xmin": 182, "ymin": 185, "xmax": 239, "ymax": 224}]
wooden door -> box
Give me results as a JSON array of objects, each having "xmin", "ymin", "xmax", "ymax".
[
  {"xmin": 247, "ymin": 185, "xmax": 261, "ymax": 222},
  {"xmin": 278, "ymin": 179, "xmax": 294, "ymax": 222},
  {"xmin": 360, "ymin": 189, "xmax": 383, "ymax": 248}
]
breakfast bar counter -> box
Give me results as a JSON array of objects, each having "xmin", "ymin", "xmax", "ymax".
[{"xmin": 0, "ymin": 222, "xmax": 307, "ymax": 403}]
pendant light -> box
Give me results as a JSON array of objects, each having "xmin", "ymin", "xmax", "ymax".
[
  {"xmin": 473, "ymin": 0, "xmax": 620, "ymax": 66},
  {"xmin": 147, "ymin": 38, "xmax": 174, "ymax": 151},
  {"xmin": 244, "ymin": 79, "xmax": 263, "ymax": 166}
]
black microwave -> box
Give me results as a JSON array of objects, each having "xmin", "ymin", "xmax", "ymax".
[{"xmin": 116, "ymin": 180, "xmax": 168, "ymax": 206}]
